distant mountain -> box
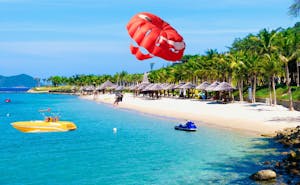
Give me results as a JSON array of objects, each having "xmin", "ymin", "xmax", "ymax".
[{"xmin": 0, "ymin": 74, "xmax": 37, "ymax": 87}]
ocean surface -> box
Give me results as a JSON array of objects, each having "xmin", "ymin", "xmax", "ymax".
[
  {"xmin": 0, "ymin": 93, "xmax": 283, "ymax": 185},
  {"xmin": 0, "ymin": 87, "xmax": 30, "ymax": 92}
]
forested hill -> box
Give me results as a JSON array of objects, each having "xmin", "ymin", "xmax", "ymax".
[{"xmin": 0, "ymin": 74, "xmax": 37, "ymax": 87}]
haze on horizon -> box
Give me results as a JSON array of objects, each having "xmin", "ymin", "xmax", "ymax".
[{"xmin": 0, "ymin": 0, "xmax": 297, "ymax": 78}]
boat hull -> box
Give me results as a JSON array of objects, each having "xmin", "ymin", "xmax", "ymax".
[{"xmin": 11, "ymin": 121, "xmax": 77, "ymax": 133}]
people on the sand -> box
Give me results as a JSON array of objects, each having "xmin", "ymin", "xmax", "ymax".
[{"xmin": 114, "ymin": 92, "xmax": 123, "ymax": 105}]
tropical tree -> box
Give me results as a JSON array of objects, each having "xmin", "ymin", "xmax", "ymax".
[
  {"xmin": 289, "ymin": 0, "xmax": 300, "ymax": 17},
  {"xmin": 48, "ymin": 76, "xmax": 63, "ymax": 87},
  {"xmin": 229, "ymin": 51, "xmax": 247, "ymax": 102},
  {"xmin": 150, "ymin": 62, "xmax": 155, "ymax": 71},
  {"xmin": 252, "ymin": 28, "xmax": 281, "ymax": 105},
  {"xmin": 34, "ymin": 77, "xmax": 41, "ymax": 87},
  {"xmin": 233, "ymin": 34, "xmax": 265, "ymax": 103},
  {"xmin": 277, "ymin": 28, "xmax": 300, "ymax": 110}
]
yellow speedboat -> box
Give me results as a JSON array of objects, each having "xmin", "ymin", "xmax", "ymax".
[{"xmin": 11, "ymin": 117, "xmax": 77, "ymax": 133}]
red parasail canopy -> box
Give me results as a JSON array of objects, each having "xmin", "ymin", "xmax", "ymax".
[{"xmin": 126, "ymin": 12, "xmax": 185, "ymax": 62}]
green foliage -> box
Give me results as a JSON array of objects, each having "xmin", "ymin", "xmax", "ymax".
[
  {"xmin": 32, "ymin": 86, "xmax": 75, "ymax": 92},
  {"xmin": 47, "ymin": 72, "xmax": 144, "ymax": 87},
  {"xmin": 256, "ymin": 86, "xmax": 300, "ymax": 101},
  {"xmin": 289, "ymin": 0, "xmax": 300, "ymax": 17},
  {"xmin": 255, "ymin": 88, "xmax": 271, "ymax": 98}
]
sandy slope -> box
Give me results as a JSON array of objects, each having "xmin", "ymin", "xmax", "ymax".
[{"xmin": 80, "ymin": 93, "xmax": 300, "ymax": 135}]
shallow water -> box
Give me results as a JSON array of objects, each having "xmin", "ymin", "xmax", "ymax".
[{"xmin": 0, "ymin": 93, "xmax": 282, "ymax": 184}]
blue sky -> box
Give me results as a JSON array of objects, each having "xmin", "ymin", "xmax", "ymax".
[{"xmin": 0, "ymin": 0, "xmax": 297, "ymax": 78}]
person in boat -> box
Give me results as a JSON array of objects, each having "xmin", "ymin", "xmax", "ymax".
[{"xmin": 45, "ymin": 117, "xmax": 51, "ymax": 122}]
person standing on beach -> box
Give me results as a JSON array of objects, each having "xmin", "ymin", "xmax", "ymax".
[
  {"xmin": 119, "ymin": 93, "xmax": 123, "ymax": 102},
  {"xmin": 114, "ymin": 92, "xmax": 123, "ymax": 105},
  {"xmin": 114, "ymin": 93, "xmax": 120, "ymax": 105}
]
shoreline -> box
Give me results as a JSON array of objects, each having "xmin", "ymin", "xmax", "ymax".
[{"xmin": 80, "ymin": 93, "xmax": 300, "ymax": 136}]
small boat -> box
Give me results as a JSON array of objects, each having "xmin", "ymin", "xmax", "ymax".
[
  {"xmin": 5, "ymin": 99, "xmax": 11, "ymax": 103},
  {"xmin": 11, "ymin": 117, "xmax": 77, "ymax": 133},
  {"xmin": 174, "ymin": 121, "xmax": 197, "ymax": 131}
]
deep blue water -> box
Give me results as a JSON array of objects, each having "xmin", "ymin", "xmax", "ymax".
[
  {"xmin": 0, "ymin": 87, "xmax": 30, "ymax": 92},
  {"xmin": 0, "ymin": 93, "xmax": 282, "ymax": 185}
]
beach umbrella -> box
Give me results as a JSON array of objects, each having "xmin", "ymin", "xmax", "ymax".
[
  {"xmin": 141, "ymin": 72, "xmax": 150, "ymax": 84},
  {"xmin": 138, "ymin": 83, "xmax": 151, "ymax": 91},
  {"xmin": 213, "ymin": 82, "xmax": 235, "ymax": 91},
  {"xmin": 141, "ymin": 83, "xmax": 155, "ymax": 91},
  {"xmin": 205, "ymin": 81, "xmax": 220, "ymax": 91},
  {"xmin": 127, "ymin": 85, "xmax": 137, "ymax": 91},
  {"xmin": 174, "ymin": 82, "xmax": 185, "ymax": 89},
  {"xmin": 95, "ymin": 85, "xmax": 102, "ymax": 91},
  {"xmin": 135, "ymin": 73, "xmax": 151, "ymax": 91},
  {"xmin": 98, "ymin": 80, "xmax": 115, "ymax": 90},
  {"xmin": 148, "ymin": 83, "xmax": 163, "ymax": 91},
  {"xmin": 196, "ymin": 81, "xmax": 210, "ymax": 90},
  {"xmin": 115, "ymin": 86, "xmax": 125, "ymax": 91},
  {"xmin": 179, "ymin": 82, "xmax": 196, "ymax": 89},
  {"xmin": 83, "ymin": 85, "xmax": 95, "ymax": 91},
  {"xmin": 163, "ymin": 84, "xmax": 175, "ymax": 90},
  {"xmin": 160, "ymin": 83, "xmax": 168, "ymax": 89}
]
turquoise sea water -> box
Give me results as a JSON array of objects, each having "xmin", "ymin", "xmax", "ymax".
[{"xmin": 0, "ymin": 93, "xmax": 282, "ymax": 185}]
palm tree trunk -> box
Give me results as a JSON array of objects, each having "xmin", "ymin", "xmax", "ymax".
[
  {"xmin": 296, "ymin": 61, "xmax": 300, "ymax": 87},
  {"xmin": 252, "ymin": 74, "xmax": 257, "ymax": 103},
  {"xmin": 238, "ymin": 79, "xmax": 243, "ymax": 102},
  {"xmin": 285, "ymin": 64, "xmax": 294, "ymax": 111},
  {"xmin": 228, "ymin": 73, "xmax": 232, "ymax": 84},
  {"xmin": 268, "ymin": 78, "xmax": 273, "ymax": 106},
  {"xmin": 272, "ymin": 73, "xmax": 277, "ymax": 106},
  {"xmin": 249, "ymin": 77, "xmax": 253, "ymax": 102}
]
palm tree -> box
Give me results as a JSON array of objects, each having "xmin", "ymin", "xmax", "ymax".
[
  {"xmin": 263, "ymin": 54, "xmax": 282, "ymax": 106},
  {"xmin": 246, "ymin": 53, "xmax": 261, "ymax": 103},
  {"xmin": 204, "ymin": 49, "xmax": 220, "ymax": 81},
  {"xmin": 234, "ymin": 35, "xmax": 264, "ymax": 103},
  {"xmin": 34, "ymin": 77, "xmax": 41, "ymax": 87},
  {"xmin": 150, "ymin": 62, "xmax": 155, "ymax": 71},
  {"xmin": 229, "ymin": 51, "xmax": 247, "ymax": 102},
  {"xmin": 48, "ymin": 76, "xmax": 63, "ymax": 87},
  {"xmin": 297, "ymin": 56, "xmax": 300, "ymax": 87},
  {"xmin": 253, "ymin": 28, "xmax": 281, "ymax": 105},
  {"xmin": 118, "ymin": 71, "xmax": 128, "ymax": 86},
  {"xmin": 277, "ymin": 29, "xmax": 300, "ymax": 110},
  {"xmin": 113, "ymin": 72, "xmax": 120, "ymax": 85},
  {"xmin": 289, "ymin": 0, "xmax": 300, "ymax": 17}
]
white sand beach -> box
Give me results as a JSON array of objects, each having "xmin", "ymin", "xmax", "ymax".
[{"xmin": 81, "ymin": 93, "xmax": 300, "ymax": 135}]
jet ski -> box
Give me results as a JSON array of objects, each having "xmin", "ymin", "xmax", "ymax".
[{"xmin": 174, "ymin": 121, "xmax": 197, "ymax": 131}]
